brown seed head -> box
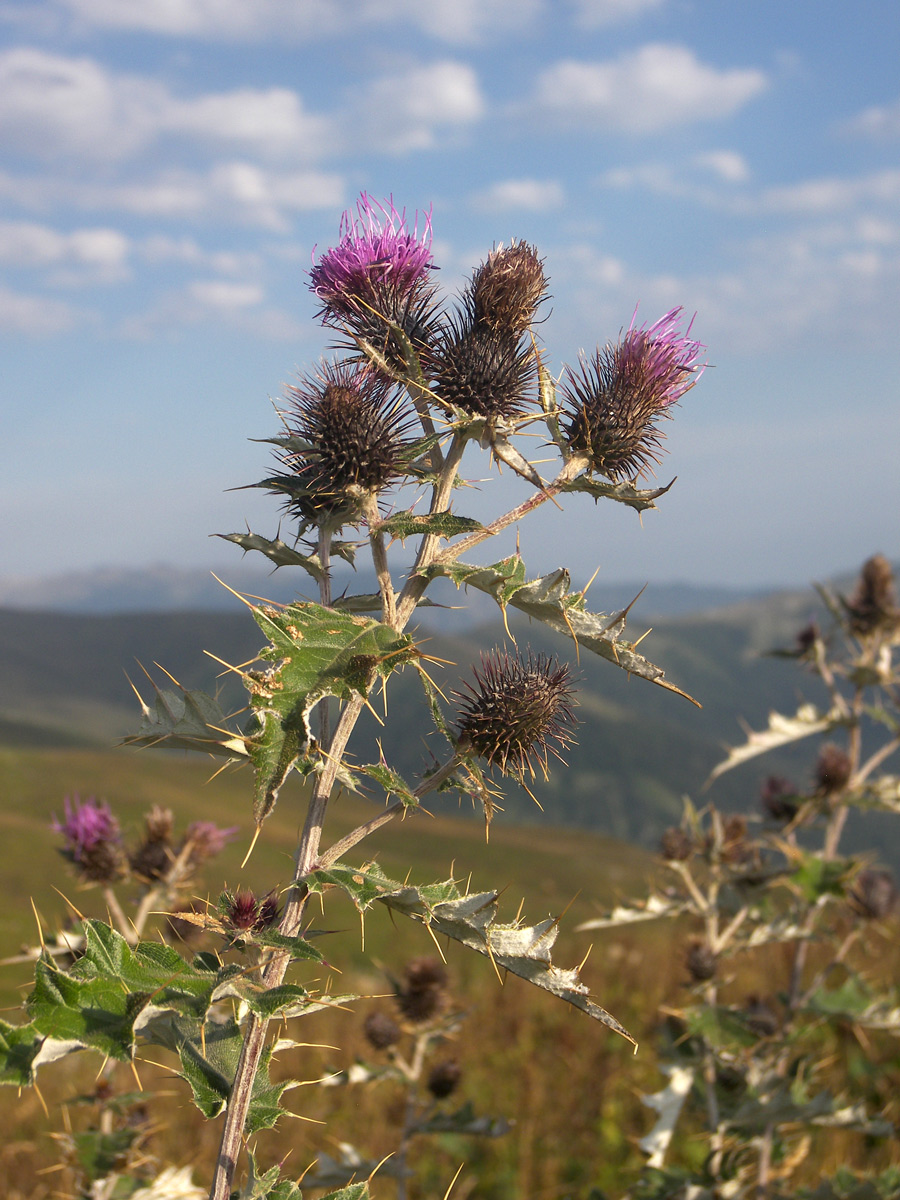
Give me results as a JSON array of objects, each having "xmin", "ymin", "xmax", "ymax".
[
  {"xmin": 685, "ymin": 940, "xmax": 717, "ymax": 982},
  {"xmin": 467, "ymin": 241, "xmax": 548, "ymax": 336},
  {"xmin": 814, "ymin": 743, "xmax": 852, "ymax": 796},
  {"xmin": 396, "ymin": 956, "xmax": 448, "ymax": 1023},
  {"xmin": 427, "ymin": 1059, "xmax": 462, "ymax": 1099},
  {"xmin": 850, "ymin": 868, "xmax": 898, "ymax": 920},
  {"xmin": 660, "ymin": 827, "xmax": 694, "ymax": 861},
  {"xmin": 845, "ymin": 554, "xmax": 898, "ymax": 635},
  {"xmin": 364, "ymin": 1010, "xmax": 401, "ymax": 1050}
]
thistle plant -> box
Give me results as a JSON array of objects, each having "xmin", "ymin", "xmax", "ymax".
[
  {"xmin": 579, "ymin": 555, "xmax": 900, "ymax": 1199},
  {"xmin": 0, "ymin": 194, "xmax": 705, "ymax": 1200}
]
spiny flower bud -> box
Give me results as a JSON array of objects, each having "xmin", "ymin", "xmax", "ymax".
[
  {"xmin": 760, "ymin": 776, "xmax": 800, "ymax": 823},
  {"xmin": 309, "ymin": 194, "xmax": 438, "ymax": 369},
  {"xmin": 844, "ymin": 554, "xmax": 898, "ymax": 636},
  {"xmin": 660, "ymin": 827, "xmax": 694, "ymax": 861},
  {"xmin": 849, "ymin": 868, "xmax": 898, "ymax": 920},
  {"xmin": 685, "ymin": 940, "xmax": 717, "ymax": 982},
  {"xmin": 814, "ymin": 743, "xmax": 852, "ymax": 796},
  {"xmin": 561, "ymin": 308, "xmax": 704, "ymax": 481},
  {"xmin": 454, "ymin": 648, "xmax": 578, "ymax": 782},
  {"xmin": 466, "ymin": 241, "xmax": 548, "ymax": 336},
  {"xmin": 430, "ymin": 317, "xmax": 537, "ymax": 421},
  {"xmin": 364, "ymin": 1010, "xmax": 401, "ymax": 1051},
  {"xmin": 53, "ymin": 795, "xmax": 126, "ymax": 884},
  {"xmin": 129, "ymin": 805, "xmax": 174, "ymax": 881},
  {"xmin": 742, "ymin": 996, "xmax": 779, "ymax": 1037},
  {"xmin": 396, "ymin": 956, "xmax": 447, "ymax": 1023},
  {"xmin": 224, "ymin": 890, "xmax": 280, "ymax": 933},
  {"xmin": 427, "ymin": 1059, "xmax": 461, "ymax": 1099},
  {"xmin": 270, "ymin": 362, "xmax": 415, "ymax": 528}
]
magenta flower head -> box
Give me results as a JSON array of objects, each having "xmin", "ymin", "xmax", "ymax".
[
  {"xmin": 561, "ymin": 307, "xmax": 705, "ymax": 482},
  {"xmin": 183, "ymin": 820, "xmax": 238, "ymax": 866},
  {"xmin": 53, "ymin": 795, "xmax": 125, "ymax": 883},
  {"xmin": 309, "ymin": 194, "xmax": 439, "ymax": 372}
]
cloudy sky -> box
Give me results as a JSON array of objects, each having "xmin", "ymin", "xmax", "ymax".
[{"xmin": 2, "ymin": 0, "xmax": 899, "ymax": 594}]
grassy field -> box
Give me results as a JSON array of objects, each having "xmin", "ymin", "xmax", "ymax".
[{"xmin": 2, "ymin": 747, "xmax": 899, "ymax": 1199}]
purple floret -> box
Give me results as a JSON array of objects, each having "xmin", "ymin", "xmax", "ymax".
[
  {"xmin": 53, "ymin": 795, "xmax": 120, "ymax": 862},
  {"xmin": 310, "ymin": 193, "xmax": 434, "ymax": 311},
  {"xmin": 184, "ymin": 820, "xmax": 238, "ymax": 863},
  {"xmin": 620, "ymin": 307, "xmax": 706, "ymax": 407}
]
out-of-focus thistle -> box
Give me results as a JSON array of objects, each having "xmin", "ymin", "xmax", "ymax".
[
  {"xmin": 309, "ymin": 194, "xmax": 438, "ymax": 372},
  {"xmin": 454, "ymin": 648, "xmax": 578, "ymax": 782},
  {"xmin": 561, "ymin": 307, "xmax": 704, "ymax": 482},
  {"xmin": 814, "ymin": 742, "xmax": 852, "ymax": 797},
  {"xmin": 395, "ymin": 956, "xmax": 448, "ymax": 1023},
  {"xmin": 843, "ymin": 554, "xmax": 899, "ymax": 636},
  {"xmin": 129, "ymin": 805, "xmax": 175, "ymax": 881},
  {"xmin": 849, "ymin": 868, "xmax": 898, "ymax": 920},
  {"xmin": 267, "ymin": 361, "xmax": 415, "ymax": 530},
  {"xmin": 53, "ymin": 795, "xmax": 126, "ymax": 884}
]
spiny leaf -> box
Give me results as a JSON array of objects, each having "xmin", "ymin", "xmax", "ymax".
[
  {"xmin": 125, "ymin": 679, "xmax": 248, "ymax": 759},
  {"xmin": 639, "ymin": 1065, "xmax": 695, "ymax": 1167},
  {"xmin": 575, "ymin": 893, "xmax": 693, "ymax": 932},
  {"xmin": 560, "ymin": 474, "xmax": 675, "ymax": 513},
  {"xmin": 374, "ymin": 511, "xmax": 484, "ymax": 541},
  {"xmin": 420, "ymin": 554, "xmax": 696, "ymax": 702},
  {"xmin": 305, "ymin": 862, "xmax": 635, "ymax": 1044},
  {"xmin": 218, "ymin": 531, "xmax": 330, "ymax": 579},
  {"xmin": 708, "ymin": 703, "xmax": 844, "ymax": 784},
  {"xmin": 359, "ymin": 762, "xmax": 419, "ymax": 808},
  {"xmin": 246, "ymin": 602, "xmax": 419, "ymax": 826}
]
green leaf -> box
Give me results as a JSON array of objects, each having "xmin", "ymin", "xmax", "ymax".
[
  {"xmin": 125, "ymin": 678, "xmax": 248, "ymax": 759},
  {"xmin": 245, "ymin": 602, "xmax": 419, "ymax": 826},
  {"xmin": 375, "ymin": 511, "xmax": 484, "ymax": 541},
  {"xmin": 218, "ymin": 531, "xmax": 329, "ymax": 580},
  {"xmin": 707, "ymin": 703, "xmax": 842, "ymax": 784},
  {"xmin": 305, "ymin": 863, "xmax": 635, "ymax": 1045},
  {"xmin": 0, "ymin": 1019, "xmax": 46, "ymax": 1086},
  {"xmin": 359, "ymin": 762, "xmax": 419, "ymax": 808},
  {"xmin": 559, "ymin": 474, "xmax": 675, "ymax": 513},
  {"xmin": 420, "ymin": 555, "xmax": 696, "ymax": 701}
]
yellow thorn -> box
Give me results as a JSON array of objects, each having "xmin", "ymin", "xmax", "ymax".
[
  {"xmin": 50, "ymin": 886, "xmax": 85, "ymax": 922},
  {"xmin": 576, "ymin": 943, "xmax": 594, "ymax": 974},
  {"xmin": 29, "ymin": 898, "xmax": 46, "ymax": 952},
  {"xmin": 240, "ymin": 825, "xmax": 262, "ymax": 870},
  {"xmin": 443, "ymin": 1162, "xmax": 466, "ymax": 1200},
  {"xmin": 32, "ymin": 1079, "xmax": 49, "ymax": 1118},
  {"xmin": 130, "ymin": 1059, "xmax": 143, "ymax": 1090}
]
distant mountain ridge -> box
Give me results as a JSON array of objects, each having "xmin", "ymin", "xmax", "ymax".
[{"xmin": 0, "ymin": 562, "xmax": 767, "ymax": 621}]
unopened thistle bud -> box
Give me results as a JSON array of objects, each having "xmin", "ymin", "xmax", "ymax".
[
  {"xmin": 844, "ymin": 554, "xmax": 898, "ymax": 636},
  {"xmin": 364, "ymin": 1010, "xmax": 401, "ymax": 1051},
  {"xmin": 309, "ymin": 194, "xmax": 438, "ymax": 370},
  {"xmin": 129, "ymin": 805, "xmax": 174, "ymax": 881},
  {"xmin": 53, "ymin": 795, "xmax": 126, "ymax": 884},
  {"xmin": 685, "ymin": 940, "xmax": 717, "ymax": 982},
  {"xmin": 427, "ymin": 1059, "xmax": 461, "ymax": 1099},
  {"xmin": 395, "ymin": 956, "xmax": 448, "ymax": 1023},
  {"xmin": 561, "ymin": 308, "xmax": 704, "ymax": 481},
  {"xmin": 814, "ymin": 743, "xmax": 852, "ymax": 796},
  {"xmin": 760, "ymin": 776, "xmax": 800, "ymax": 823},
  {"xmin": 660, "ymin": 827, "xmax": 694, "ymax": 861},
  {"xmin": 850, "ymin": 868, "xmax": 898, "ymax": 920},
  {"xmin": 224, "ymin": 890, "xmax": 280, "ymax": 933},
  {"xmin": 454, "ymin": 649, "xmax": 578, "ymax": 781},
  {"xmin": 269, "ymin": 362, "xmax": 414, "ymax": 528},
  {"xmin": 466, "ymin": 241, "xmax": 548, "ymax": 336},
  {"xmin": 430, "ymin": 317, "xmax": 537, "ymax": 421}
]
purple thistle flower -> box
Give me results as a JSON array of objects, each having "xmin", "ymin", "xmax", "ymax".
[
  {"xmin": 561, "ymin": 306, "xmax": 705, "ymax": 482},
  {"xmin": 53, "ymin": 795, "xmax": 119, "ymax": 859},
  {"xmin": 310, "ymin": 193, "xmax": 434, "ymax": 322},
  {"xmin": 183, "ymin": 820, "xmax": 239, "ymax": 865}
]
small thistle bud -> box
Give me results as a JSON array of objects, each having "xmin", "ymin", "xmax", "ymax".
[
  {"xmin": 844, "ymin": 554, "xmax": 898, "ymax": 635},
  {"xmin": 794, "ymin": 620, "xmax": 820, "ymax": 656},
  {"xmin": 364, "ymin": 1011, "xmax": 401, "ymax": 1051},
  {"xmin": 454, "ymin": 648, "xmax": 578, "ymax": 782},
  {"xmin": 466, "ymin": 241, "xmax": 548, "ymax": 336},
  {"xmin": 224, "ymin": 890, "xmax": 280, "ymax": 933},
  {"xmin": 560, "ymin": 308, "xmax": 704, "ymax": 481},
  {"xmin": 396, "ymin": 956, "xmax": 447, "ymax": 1023},
  {"xmin": 760, "ymin": 776, "xmax": 800, "ymax": 823},
  {"xmin": 270, "ymin": 362, "xmax": 415, "ymax": 529},
  {"xmin": 53, "ymin": 795, "xmax": 126, "ymax": 884},
  {"xmin": 685, "ymin": 939, "xmax": 717, "ymax": 982},
  {"xmin": 129, "ymin": 805, "xmax": 174, "ymax": 881},
  {"xmin": 430, "ymin": 317, "xmax": 537, "ymax": 421},
  {"xmin": 660, "ymin": 827, "xmax": 694, "ymax": 861},
  {"xmin": 850, "ymin": 868, "xmax": 898, "ymax": 920},
  {"xmin": 427, "ymin": 1059, "xmax": 462, "ymax": 1099},
  {"xmin": 814, "ymin": 743, "xmax": 852, "ymax": 796}
]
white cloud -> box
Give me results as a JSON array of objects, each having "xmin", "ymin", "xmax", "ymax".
[
  {"xmin": 0, "ymin": 219, "xmax": 130, "ymax": 284},
  {"xmin": 475, "ymin": 178, "xmax": 565, "ymax": 211},
  {"xmin": 352, "ymin": 61, "xmax": 484, "ymax": 153},
  {"xmin": 139, "ymin": 235, "xmax": 263, "ymax": 275},
  {"xmin": 0, "ymin": 284, "xmax": 84, "ymax": 332},
  {"xmin": 693, "ymin": 150, "xmax": 750, "ymax": 183},
  {"xmin": 40, "ymin": 0, "xmax": 541, "ymax": 42},
  {"xmin": 532, "ymin": 44, "xmax": 768, "ymax": 133},
  {"xmin": 0, "ymin": 48, "xmax": 329, "ymax": 163},
  {"xmin": 760, "ymin": 169, "xmax": 900, "ymax": 215},
  {"xmin": 187, "ymin": 279, "xmax": 264, "ymax": 309},
  {"xmin": 842, "ymin": 96, "xmax": 900, "ymax": 140},
  {"xmin": 569, "ymin": 0, "xmax": 665, "ymax": 28}
]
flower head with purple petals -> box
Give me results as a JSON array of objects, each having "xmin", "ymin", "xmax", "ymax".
[
  {"xmin": 561, "ymin": 307, "xmax": 705, "ymax": 482},
  {"xmin": 183, "ymin": 820, "xmax": 239, "ymax": 866},
  {"xmin": 311, "ymin": 194, "xmax": 433, "ymax": 313},
  {"xmin": 53, "ymin": 795, "xmax": 125, "ymax": 883}
]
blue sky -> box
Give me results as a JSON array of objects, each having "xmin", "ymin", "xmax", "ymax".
[{"xmin": 1, "ymin": 0, "xmax": 899, "ymax": 591}]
